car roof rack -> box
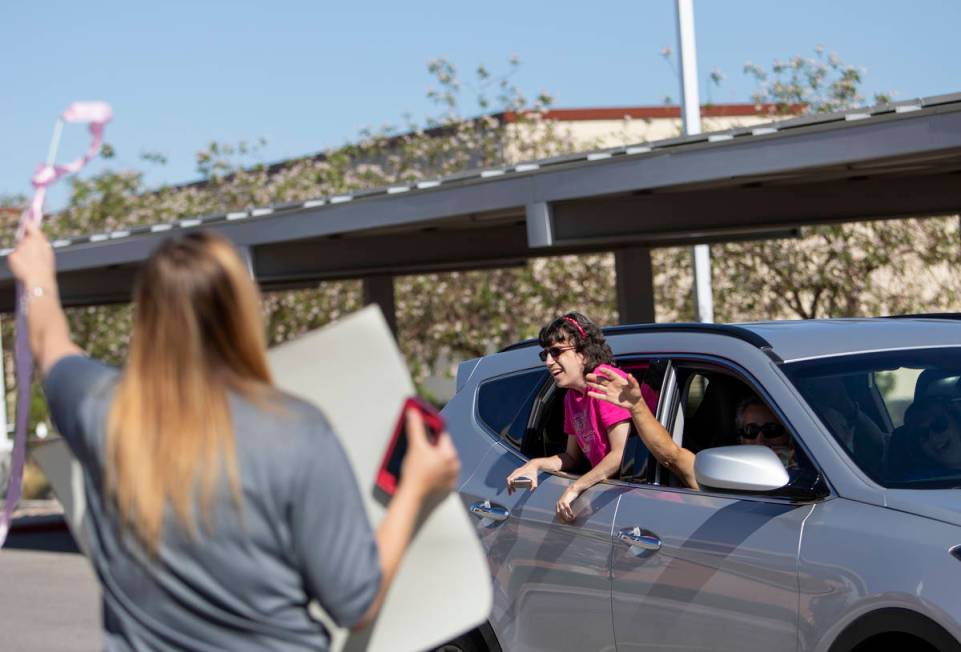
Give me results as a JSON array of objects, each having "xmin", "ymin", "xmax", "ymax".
[
  {"xmin": 883, "ymin": 313, "xmax": 961, "ymax": 321},
  {"xmin": 501, "ymin": 322, "xmax": 781, "ymax": 361}
]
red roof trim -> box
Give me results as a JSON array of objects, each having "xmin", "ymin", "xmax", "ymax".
[{"xmin": 498, "ymin": 103, "xmax": 804, "ymax": 123}]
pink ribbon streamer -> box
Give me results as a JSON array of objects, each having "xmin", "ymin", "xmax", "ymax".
[{"xmin": 0, "ymin": 101, "xmax": 112, "ymax": 547}]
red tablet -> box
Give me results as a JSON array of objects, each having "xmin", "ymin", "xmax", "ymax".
[{"xmin": 374, "ymin": 397, "xmax": 444, "ymax": 503}]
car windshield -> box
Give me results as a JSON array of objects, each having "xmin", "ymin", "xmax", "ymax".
[{"xmin": 783, "ymin": 347, "xmax": 961, "ymax": 489}]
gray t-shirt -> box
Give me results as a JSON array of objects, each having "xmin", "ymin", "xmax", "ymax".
[{"xmin": 44, "ymin": 355, "xmax": 381, "ymax": 651}]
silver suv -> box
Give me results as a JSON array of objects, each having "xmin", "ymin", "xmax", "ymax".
[{"xmin": 442, "ymin": 318, "xmax": 961, "ymax": 652}]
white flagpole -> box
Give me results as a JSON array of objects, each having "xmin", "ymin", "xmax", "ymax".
[{"xmin": 675, "ymin": 0, "xmax": 715, "ymax": 323}]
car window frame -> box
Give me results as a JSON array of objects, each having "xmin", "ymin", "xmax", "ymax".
[
  {"xmin": 478, "ymin": 356, "xmax": 672, "ymax": 488},
  {"xmin": 609, "ymin": 356, "xmax": 675, "ymax": 486},
  {"xmin": 475, "ymin": 367, "xmax": 550, "ymax": 451},
  {"xmin": 628, "ymin": 353, "xmax": 833, "ymax": 504}
]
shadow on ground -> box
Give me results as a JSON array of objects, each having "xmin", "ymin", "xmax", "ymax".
[{"xmin": 6, "ymin": 523, "xmax": 80, "ymax": 553}]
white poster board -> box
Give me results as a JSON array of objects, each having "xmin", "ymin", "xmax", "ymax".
[
  {"xmin": 268, "ymin": 306, "xmax": 491, "ymax": 651},
  {"xmin": 34, "ymin": 305, "xmax": 491, "ymax": 651},
  {"xmin": 30, "ymin": 435, "xmax": 90, "ymax": 557}
]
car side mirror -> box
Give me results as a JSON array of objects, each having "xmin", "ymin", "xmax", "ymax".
[{"xmin": 694, "ymin": 445, "xmax": 790, "ymax": 493}]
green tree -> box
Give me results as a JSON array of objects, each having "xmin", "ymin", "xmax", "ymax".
[
  {"xmin": 695, "ymin": 48, "xmax": 960, "ymax": 322},
  {"xmin": 744, "ymin": 45, "xmax": 892, "ymax": 115}
]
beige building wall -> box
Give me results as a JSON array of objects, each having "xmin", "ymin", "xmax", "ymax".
[
  {"xmin": 501, "ymin": 104, "xmax": 797, "ymax": 162},
  {"xmin": 551, "ymin": 114, "xmax": 782, "ymax": 149}
]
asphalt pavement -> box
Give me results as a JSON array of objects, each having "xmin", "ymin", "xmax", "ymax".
[{"xmin": 1, "ymin": 514, "xmax": 100, "ymax": 651}]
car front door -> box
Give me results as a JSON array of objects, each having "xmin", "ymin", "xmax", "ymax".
[{"xmin": 610, "ymin": 361, "xmax": 813, "ymax": 652}]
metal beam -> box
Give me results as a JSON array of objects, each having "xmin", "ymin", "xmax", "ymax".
[
  {"xmin": 550, "ymin": 171, "xmax": 961, "ymax": 245},
  {"xmin": 0, "ymin": 98, "xmax": 958, "ymax": 312},
  {"xmin": 254, "ymin": 224, "xmax": 530, "ymax": 283},
  {"xmin": 5, "ymin": 166, "xmax": 955, "ymax": 311},
  {"xmin": 4, "ymin": 102, "xmax": 960, "ymax": 283},
  {"xmin": 615, "ymin": 247, "xmax": 656, "ymax": 324}
]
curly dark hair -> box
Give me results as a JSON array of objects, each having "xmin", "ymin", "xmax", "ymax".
[{"xmin": 538, "ymin": 311, "xmax": 614, "ymax": 373}]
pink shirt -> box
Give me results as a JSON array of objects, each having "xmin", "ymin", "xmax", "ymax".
[{"xmin": 563, "ymin": 364, "xmax": 632, "ymax": 467}]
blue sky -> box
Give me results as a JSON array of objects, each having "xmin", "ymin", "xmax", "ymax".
[{"xmin": 2, "ymin": 0, "xmax": 958, "ymax": 209}]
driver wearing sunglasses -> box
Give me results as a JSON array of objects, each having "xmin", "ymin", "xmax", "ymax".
[{"xmin": 736, "ymin": 396, "xmax": 796, "ymax": 470}]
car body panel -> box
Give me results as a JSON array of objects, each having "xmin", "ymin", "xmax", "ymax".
[
  {"xmin": 611, "ymin": 482, "xmax": 813, "ymax": 652},
  {"xmin": 798, "ymin": 497, "xmax": 961, "ymax": 651},
  {"xmin": 735, "ymin": 318, "xmax": 961, "ymax": 363},
  {"xmin": 885, "ymin": 489, "xmax": 961, "ymax": 527},
  {"xmin": 458, "ymin": 438, "xmax": 628, "ymax": 652}
]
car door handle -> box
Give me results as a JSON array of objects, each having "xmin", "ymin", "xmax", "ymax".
[
  {"xmin": 469, "ymin": 500, "xmax": 510, "ymax": 522},
  {"xmin": 618, "ymin": 526, "xmax": 662, "ymax": 551}
]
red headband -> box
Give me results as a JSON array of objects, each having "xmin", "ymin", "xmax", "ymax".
[{"xmin": 563, "ymin": 316, "xmax": 587, "ymax": 339}]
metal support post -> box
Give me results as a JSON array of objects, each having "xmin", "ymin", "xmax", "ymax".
[
  {"xmin": 362, "ymin": 275, "xmax": 398, "ymax": 336},
  {"xmin": 615, "ymin": 247, "xmax": 656, "ymax": 324}
]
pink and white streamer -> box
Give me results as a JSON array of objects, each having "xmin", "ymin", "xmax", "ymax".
[{"xmin": 0, "ymin": 101, "xmax": 112, "ymax": 547}]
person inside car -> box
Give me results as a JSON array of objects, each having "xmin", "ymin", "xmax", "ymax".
[
  {"xmin": 796, "ymin": 376, "xmax": 887, "ymax": 477},
  {"xmin": 506, "ymin": 312, "xmax": 633, "ymax": 522},
  {"xmin": 735, "ymin": 396, "xmax": 797, "ymax": 469},
  {"xmin": 587, "ymin": 371, "xmax": 795, "ymax": 488},
  {"xmin": 893, "ymin": 398, "xmax": 961, "ymax": 477}
]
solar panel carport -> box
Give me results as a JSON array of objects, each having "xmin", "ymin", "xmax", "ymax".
[{"xmin": 2, "ymin": 93, "xmax": 960, "ymax": 329}]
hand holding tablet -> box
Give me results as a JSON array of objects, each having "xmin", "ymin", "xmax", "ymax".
[{"xmin": 374, "ymin": 397, "xmax": 447, "ymax": 503}]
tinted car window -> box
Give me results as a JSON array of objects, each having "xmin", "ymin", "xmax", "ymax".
[
  {"xmin": 477, "ymin": 370, "xmax": 547, "ymax": 448},
  {"xmin": 672, "ymin": 364, "xmax": 822, "ymax": 497},
  {"xmin": 678, "ymin": 369, "xmax": 754, "ymax": 453},
  {"xmin": 784, "ymin": 347, "xmax": 961, "ymax": 489},
  {"xmin": 874, "ymin": 366, "xmax": 923, "ymax": 427},
  {"xmin": 616, "ymin": 359, "xmax": 668, "ymax": 484}
]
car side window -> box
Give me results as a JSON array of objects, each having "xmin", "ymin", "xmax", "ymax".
[
  {"xmin": 673, "ymin": 364, "xmax": 821, "ymax": 496},
  {"xmin": 678, "ymin": 369, "xmax": 753, "ymax": 454},
  {"xmin": 477, "ymin": 370, "xmax": 548, "ymax": 449},
  {"xmin": 616, "ymin": 359, "xmax": 670, "ymax": 485}
]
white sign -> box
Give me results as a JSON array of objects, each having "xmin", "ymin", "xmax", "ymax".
[{"xmin": 268, "ymin": 306, "xmax": 491, "ymax": 651}]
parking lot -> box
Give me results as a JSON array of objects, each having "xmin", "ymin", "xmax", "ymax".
[{"xmin": 2, "ymin": 509, "xmax": 99, "ymax": 651}]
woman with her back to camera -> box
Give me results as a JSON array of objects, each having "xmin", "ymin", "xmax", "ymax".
[{"xmin": 9, "ymin": 222, "xmax": 459, "ymax": 651}]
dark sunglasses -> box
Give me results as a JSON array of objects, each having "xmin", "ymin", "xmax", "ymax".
[
  {"xmin": 539, "ymin": 345, "xmax": 576, "ymax": 361},
  {"xmin": 740, "ymin": 422, "xmax": 785, "ymax": 440}
]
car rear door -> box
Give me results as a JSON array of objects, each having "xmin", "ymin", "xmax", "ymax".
[
  {"xmin": 610, "ymin": 360, "xmax": 813, "ymax": 652},
  {"xmin": 457, "ymin": 367, "xmax": 627, "ymax": 652}
]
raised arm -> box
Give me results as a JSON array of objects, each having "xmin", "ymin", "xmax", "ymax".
[
  {"xmin": 587, "ymin": 369, "xmax": 698, "ymax": 490},
  {"xmin": 7, "ymin": 222, "xmax": 82, "ymax": 374}
]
